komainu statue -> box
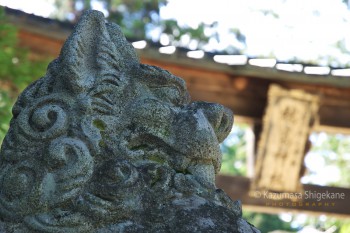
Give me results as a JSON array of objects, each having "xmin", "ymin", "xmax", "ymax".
[{"xmin": 0, "ymin": 10, "xmax": 259, "ymax": 233}]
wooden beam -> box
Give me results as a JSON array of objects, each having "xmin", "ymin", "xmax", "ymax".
[
  {"xmin": 216, "ymin": 175, "xmax": 350, "ymax": 218},
  {"xmin": 141, "ymin": 58, "xmax": 269, "ymax": 119},
  {"xmin": 284, "ymin": 83, "xmax": 350, "ymax": 130},
  {"xmin": 138, "ymin": 48, "xmax": 350, "ymax": 89},
  {"xmin": 10, "ymin": 13, "xmax": 350, "ymax": 131},
  {"xmin": 18, "ymin": 30, "xmax": 62, "ymax": 57},
  {"xmin": 141, "ymin": 57, "xmax": 350, "ymax": 132}
]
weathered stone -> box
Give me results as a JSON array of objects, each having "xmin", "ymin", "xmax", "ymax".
[{"xmin": 0, "ymin": 10, "xmax": 260, "ymax": 232}]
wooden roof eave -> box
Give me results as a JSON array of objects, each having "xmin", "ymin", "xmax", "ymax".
[{"xmin": 5, "ymin": 7, "xmax": 350, "ymax": 132}]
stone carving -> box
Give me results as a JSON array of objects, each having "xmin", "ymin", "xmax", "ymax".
[
  {"xmin": 0, "ymin": 10, "xmax": 259, "ymax": 232},
  {"xmin": 254, "ymin": 85, "xmax": 319, "ymax": 192}
]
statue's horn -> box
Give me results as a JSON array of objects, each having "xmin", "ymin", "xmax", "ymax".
[{"xmin": 51, "ymin": 10, "xmax": 138, "ymax": 93}]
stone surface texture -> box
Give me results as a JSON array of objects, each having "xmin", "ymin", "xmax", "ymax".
[{"xmin": 0, "ymin": 10, "xmax": 259, "ymax": 233}]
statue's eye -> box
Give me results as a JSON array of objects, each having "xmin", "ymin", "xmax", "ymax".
[{"xmin": 150, "ymin": 86, "xmax": 182, "ymax": 106}]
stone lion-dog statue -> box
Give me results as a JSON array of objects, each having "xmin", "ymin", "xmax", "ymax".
[{"xmin": 0, "ymin": 10, "xmax": 259, "ymax": 233}]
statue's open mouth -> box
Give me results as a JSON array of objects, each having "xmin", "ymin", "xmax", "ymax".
[
  {"xmin": 126, "ymin": 101, "xmax": 233, "ymax": 185},
  {"xmin": 127, "ymin": 133, "xmax": 216, "ymax": 182}
]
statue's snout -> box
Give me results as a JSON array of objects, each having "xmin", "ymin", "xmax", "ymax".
[{"xmin": 189, "ymin": 102, "xmax": 234, "ymax": 142}]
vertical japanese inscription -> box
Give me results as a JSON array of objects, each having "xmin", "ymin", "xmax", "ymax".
[{"xmin": 255, "ymin": 85, "xmax": 319, "ymax": 192}]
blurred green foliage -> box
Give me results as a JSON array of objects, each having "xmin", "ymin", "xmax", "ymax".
[
  {"xmin": 304, "ymin": 133, "xmax": 350, "ymax": 188},
  {"xmin": 0, "ymin": 7, "xmax": 50, "ymax": 144},
  {"xmin": 220, "ymin": 124, "xmax": 248, "ymax": 176},
  {"xmin": 243, "ymin": 212, "xmax": 295, "ymax": 233},
  {"xmin": 0, "ymin": 91, "xmax": 12, "ymax": 143},
  {"xmin": 105, "ymin": 0, "xmax": 166, "ymax": 39},
  {"xmin": 51, "ymin": 0, "xmax": 244, "ymax": 52},
  {"xmin": 340, "ymin": 222, "xmax": 350, "ymax": 233}
]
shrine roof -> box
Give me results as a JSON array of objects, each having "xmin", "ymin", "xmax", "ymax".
[{"xmin": 5, "ymin": 7, "xmax": 350, "ymax": 88}]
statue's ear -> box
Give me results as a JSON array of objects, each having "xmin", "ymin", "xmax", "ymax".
[{"xmin": 52, "ymin": 10, "xmax": 138, "ymax": 93}]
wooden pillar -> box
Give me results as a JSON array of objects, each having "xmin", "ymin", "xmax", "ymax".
[{"xmin": 254, "ymin": 85, "xmax": 319, "ymax": 192}]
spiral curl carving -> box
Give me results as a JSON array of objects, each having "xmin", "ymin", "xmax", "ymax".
[
  {"xmin": 43, "ymin": 137, "xmax": 94, "ymax": 206},
  {"xmin": 17, "ymin": 96, "xmax": 70, "ymax": 140},
  {"xmin": 0, "ymin": 163, "xmax": 42, "ymax": 220},
  {"xmin": 76, "ymin": 160, "xmax": 140, "ymax": 221}
]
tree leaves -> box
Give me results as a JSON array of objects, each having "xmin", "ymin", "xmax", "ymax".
[{"xmin": 0, "ymin": 7, "xmax": 50, "ymax": 144}]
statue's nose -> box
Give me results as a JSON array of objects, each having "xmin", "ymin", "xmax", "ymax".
[{"xmin": 189, "ymin": 102, "xmax": 234, "ymax": 142}]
